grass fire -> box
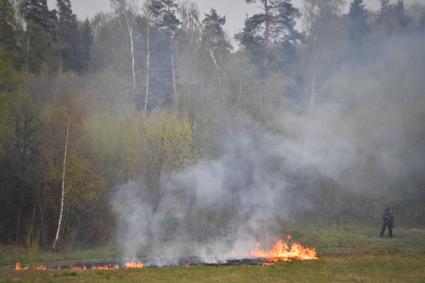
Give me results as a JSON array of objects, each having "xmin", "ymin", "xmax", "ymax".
[
  {"xmin": 248, "ymin": 238, "xmax": 318, "ymax": 262},
  {"xmin": 13, "ymin": 237, "xmax": 317, "ymax": 272}
]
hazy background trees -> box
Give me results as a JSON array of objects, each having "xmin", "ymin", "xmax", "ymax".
[{"xmin": 0, "ymin": 0, "xmax": 424, "ymax": 248}]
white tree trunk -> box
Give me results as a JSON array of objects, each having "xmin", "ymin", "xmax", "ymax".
[
  {"xmin": 52, "ymin": 119, "xmax": 70, "ymax": 249},
  {"xmin": 128, "ymin": 22, "xmax": 137, "ymax": 91},
  {"xmin": 209, "ymin": 48, "xmax": 225, "ymax": 104},
  {"xmin": 310, "ymin": 74, "xmax": 316, "ymax": 107},
  {"xmin": 310, "ymin": 35, "xmax": 318, "ymax": 108},
  {"xmin": 170, "ymin": 37, "xmax": 177, "ymax": 104},
  {"xmin": 25, "ymin": 27, "xmax": 31, "ymax": 74},
  {"xmin": 145, "ymin": 12, "xmax": 150, "ymax": 112},
  {"xmin": 264, "ymin": 0, "xmax": 270, "ymax": 50}
]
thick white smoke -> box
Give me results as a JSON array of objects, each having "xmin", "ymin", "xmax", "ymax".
[{"xmin": 112, "ymin": 32, "xmax": 425, "ymax": 262}]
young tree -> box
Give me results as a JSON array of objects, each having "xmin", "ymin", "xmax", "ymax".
[
  {"xmin": 128, "ymin": 110, "xmax": 194, "ymax": 215},
  {"xmin": 51, "ymin": 116, "xmax": 69, "ymax": 249},
  {"xmin": 45, "ymin": 95, "xmax": 105, "ymax": 248}
]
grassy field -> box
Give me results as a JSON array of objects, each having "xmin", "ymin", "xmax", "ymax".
[{"xmin": 1, "ymin": 226, "xmax": 424, "ymax": 282}]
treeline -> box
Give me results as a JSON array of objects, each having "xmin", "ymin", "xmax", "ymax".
[{"xmin": 0, "ymin": 0, "xmax": 424, "ymax": 248}]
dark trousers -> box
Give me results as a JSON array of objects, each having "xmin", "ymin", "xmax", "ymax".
[{"xmin": 380, "ymin": 224, "xmax": 393, "ymax": 237}]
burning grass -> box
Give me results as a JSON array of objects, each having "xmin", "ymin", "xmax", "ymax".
[
  {"xmin": 13, "ymin": 236, "xmax": 317, "ymax": 272},
  {"xmin": 2, "ymin": 252, "xmax": 425, "ymax": 283},
  {"xmin": 14, "ymin": 260, "xmax": 143, "ymax": 272},
  {"xmin": 225, "ymin": 236, "xmax": 319, "ymax": 266},
  {"xmin": 2, "ymin": 227, "xmax": 425, "ymax": 282}
]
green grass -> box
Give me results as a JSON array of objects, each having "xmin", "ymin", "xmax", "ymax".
[{"xmin": 1, "ymin": 227, "xmax": 424, "ymax": 282}]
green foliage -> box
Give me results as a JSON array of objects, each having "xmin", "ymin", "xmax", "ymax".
[
  {"xmin": 85, "ymin": 112, "xmax": 132, "ymax": 184},
  {"xmin": 44, "ymin": 151, "xmax": 106, "ymax": 210},
  {"xmin": 0, "ymin": 93, "xmax": 10, "ymax": 153},
  {"xmin": 0, "ymin": 48, "xmax": 24, "ymax": 92},
  {"xmin": 128, "ymin": 110, "xmax": 195, "ymax": 179},
  {"xmin": 0, "ymin": 0, "xmax": 21, "ymax": 51}
]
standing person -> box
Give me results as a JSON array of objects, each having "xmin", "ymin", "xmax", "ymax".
[{"xmin": 380, "ymin": 208, "xmax": 394, "ymax": 238}]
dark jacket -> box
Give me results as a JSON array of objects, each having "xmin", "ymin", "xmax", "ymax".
[{"xmin": 383, "ymin": 211, "xmax": 394, "ymax": 227}]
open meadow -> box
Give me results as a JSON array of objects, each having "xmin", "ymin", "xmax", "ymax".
[{"xmin": 1, "ymin": 227, "xmax": 424, "ymax": 283}]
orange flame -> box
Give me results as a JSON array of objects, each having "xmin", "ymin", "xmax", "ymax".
[
  {"xmin": 249, "ymin": 237, "xmax": 318, "ymax": 262},
  {"xmin": 124, "ymin": 261, "xmax": 144, "ymax": 269},
  {"xmin": 15, "ymin": 262, "xmax": 46, "ymax": 271},
  {"xmin": 91, "ymin": 265, "xmax": 119, "ymax": 270},
  {"xmin": 15, "ymin": 261, "xmax": 140, "ymax": 271},
  {"xmin": 70, "ymin": 264, "xmax": 120, "ymax": 271},
  {"xmin": 15, "ymin": 262, "xmax": 21, "ymax": 271},
  {"xmin": 36, "ymin": 265, "xmax": 48, "ymax": 271}
]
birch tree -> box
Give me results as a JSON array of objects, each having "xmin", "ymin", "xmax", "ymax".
[
  {"xmin": 111, "ymin": 0, "xmax": 140, "ymax": 92},
  {"xmin": 303, "ymin": 0, "xmax": 345, "ymax": 107},
  {"xmin": 46, "ymin": 96, "xmax": 105, "ymax": 248},
  {"xmin": 142, "ymin": 0, "xmax": 151, "ymax": 112},
  {"xmin": 52, "ymin": 118, "xmax": 69, "ymax": 249}
]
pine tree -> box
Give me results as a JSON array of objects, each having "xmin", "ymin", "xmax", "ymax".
[
  {"xmin": 202, "ymin": 9, "xmax": 232, "ymax": 61},
  {"xmin": 150, "ymin": 0, "xmax": 180, "ymax": 35},
  {"xmin": 270, "ymin": 0, "xmax": 301, "ymax": 70},
  {"xmin": 378, "ymin": 0, "xmax": 410, "ymax": 34},
  {"xmin": 22, "ymin": 0, "xmax": 52, "ymax": 29},
  {"xmin": 380, "ymin": 0, "xmax": 390, "ymax": 15},
  {"xmin": 202, "ymin": 9, "xmax": 232, "ymax": 104},
  {"xmin": 79, "ymin": 19, "xmax": 93, "ymax": 73},
  {"xmin": 235, "ymin": 13, "xmax": 267, "ymax": 68},
  {"xmin": 21, "ymin": 0, "xmax": 56, "ymax": 73},
  {"xmin": 57, "ymin": 0, "xmax": 79, "ymax": 72},
  {"xmin": 149, "ymin": 0, "xmax": 181, "ymax": 104},
  {"xmin": 0, "ymin": 0, "xmax": 22, "ymax": 90},
  {"xmin": 236, "ymin": 0, "xmax": 301, "ymax": 71},
  {"xmin": 394, "ymin": 0, "xmax": 409, "ymax": 29},
  {"xmin": 244, "ymin": 0, "xmax": 273, "ymax": 50},
  {"xmin": 347, "ymin": 0, "xmax": 368, "ymax": 44}
]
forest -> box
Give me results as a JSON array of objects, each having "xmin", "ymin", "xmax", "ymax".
[{"xmin": 0, "ymin": 0, "xmax": 424, "ymax": 255}]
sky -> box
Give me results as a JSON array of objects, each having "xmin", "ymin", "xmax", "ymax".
[{"xmin": 47, "ymin": 0, "xmax": 421, "ymax": 35}]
